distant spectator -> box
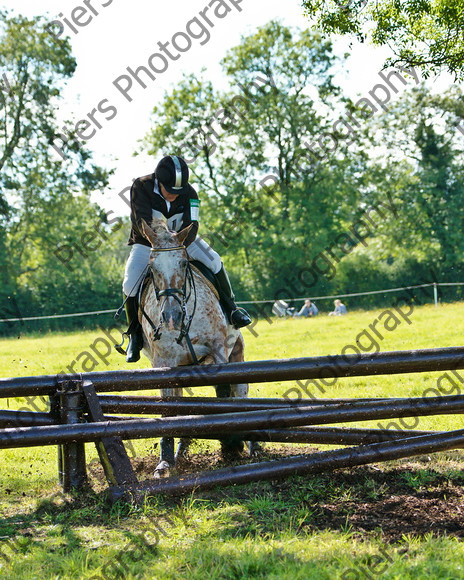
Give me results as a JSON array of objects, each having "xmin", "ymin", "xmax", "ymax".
[
  {"xmin": 329, "ymin": 299, "xmax": 347, "ymax": 316},
  {"xmin": 296, "ymin": 299, "xmax": 319, "ymax": 317}
]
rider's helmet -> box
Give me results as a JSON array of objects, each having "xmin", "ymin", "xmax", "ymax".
[{"xmin": 155, "ymin": 155, "xmax": 190, "ymax": 195}]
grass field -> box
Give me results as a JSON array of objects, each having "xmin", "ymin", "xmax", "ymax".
[{"xmin": 1, "ymin": 302, "xmax": 464, "ymax": 579}]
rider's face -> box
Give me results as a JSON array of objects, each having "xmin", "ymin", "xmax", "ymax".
[{"xmin": 160, "ymin": 183, "xmax": 179, "ymax": 203}]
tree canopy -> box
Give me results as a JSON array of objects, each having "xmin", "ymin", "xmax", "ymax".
[
  {"xmin": 301, "ymin": 0, "xmax": 464, "ymax": 79},
  {"xmin": 2, "ymin": 14, "xmax": 464, "ymax": 335},
  {"xmin": 143, "ymin": 22, "xmax": 368, "ymax": 302},
  {"xmin": 0, "ymin": 11, "xmax": 125, "ymax": 334},
  {"xmin": 142, "ymin": 20, "xmax": 464, "ymax": 311}
]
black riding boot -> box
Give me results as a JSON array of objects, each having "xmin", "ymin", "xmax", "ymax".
[
  {"xmin": 124, "ymin": 295, "xmax": 143, "ymax": 363},
  {"xmin": 215, "ymin": 265, "xmax": 252, "ymax": 329}
]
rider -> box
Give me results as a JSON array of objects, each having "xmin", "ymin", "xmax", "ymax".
[{"xmin": 121, "ymin": 155, "xmax": 252, "ymax": 363}]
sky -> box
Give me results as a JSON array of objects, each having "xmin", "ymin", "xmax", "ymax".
[{"xmin": 6, "ymin": 0, "xmax": 447, "ymax": 216}]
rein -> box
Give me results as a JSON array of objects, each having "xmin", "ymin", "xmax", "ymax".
[{"xmin": 140, "ymin": 245, "xmax": 201, "ymax": 365}]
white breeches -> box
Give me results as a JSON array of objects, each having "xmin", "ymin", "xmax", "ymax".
[
  {"xmin": 186, "ymin": 237, "xmax": 222, "ymax": 274},
  {"xmin": 123, "ymin": 244, "xmax": 151, "ymax": 297},
  {"xmin": 122, "ymin": 237, "xmax": 222, "ymax": 297}
]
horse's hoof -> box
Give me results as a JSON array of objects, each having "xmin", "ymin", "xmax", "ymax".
[
  {"xmin": 220, "ymin": 440, "xmax": 244, "ymax": 461},
  {"xmin": 153, "ymin": 460, "xmax": 173, "ymax": 478},
  {"xmin": 248, "ymin": 442, "xmax": 263, "ymax": 458}
]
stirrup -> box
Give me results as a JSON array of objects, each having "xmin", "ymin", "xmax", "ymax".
[{"xmin": 114, "ymin": 332, "xmax": 128, "ymax": 355}]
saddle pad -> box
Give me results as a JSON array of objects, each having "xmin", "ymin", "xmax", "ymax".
[{"xmin": 189, "ymin": 261, "xmax": 220, "ymax": 301}]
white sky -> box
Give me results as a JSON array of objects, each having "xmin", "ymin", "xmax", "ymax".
[{"xmin": 5, "ymin": 0, "xmax": 453, "ymax": 216}]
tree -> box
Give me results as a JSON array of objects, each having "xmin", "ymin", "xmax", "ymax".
[
  {"xmin": 0, "ymin": 11, "xmax": 76, "ymax": 211},
  {"xmin": 301, "ymin": 0, "xmax": 464, "ymax": 79},
  {"xmin": 143, "ymin": 21, "xmax": 367, "ymax": 301},
  {"xmin": 334, "ymin": 84, "xmax": 464, "ymax": 304},
  {"xmin": 0, "ymin": 11, "xmax": 116, "ymax": 331}
]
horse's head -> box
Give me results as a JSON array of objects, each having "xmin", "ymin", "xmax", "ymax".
[{"xmin": 141, "ymin": 219, "xmax": 193, "ymax": 332}]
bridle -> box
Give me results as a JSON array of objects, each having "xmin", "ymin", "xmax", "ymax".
[{"xmin": 139, "ymin": 244, "xmax": 200, "ymax": 363}]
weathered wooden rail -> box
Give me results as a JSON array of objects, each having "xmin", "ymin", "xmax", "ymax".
[
  {"xmin": 1, "ymin": 395, "xmax": 463, "ymax": 448},
  {"xmin": 108, "ymin": 428, "xmax": 464, "ymax": 501},
  {"xmin": 0, "ymin": 345, "xmax": 463, "ymax": 500},
  {"xmin": 1, "ymin": 345, "xmax": 464, "ymax": 396}
]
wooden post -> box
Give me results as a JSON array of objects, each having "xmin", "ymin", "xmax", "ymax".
[
  {"xmin": 81, "ymin": 381, "xmax": 137, "ymax": 487},
  {"xmin": 56, "ymin": 379, "xmax": 88, "ymax": 491}
]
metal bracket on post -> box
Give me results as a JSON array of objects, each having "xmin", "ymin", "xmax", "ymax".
[
  {"xmin": 81, "ymin": 380, "xmax": 138, "ymax": 487},
  {"xmin": 56, "ymin": 378, "xmax": 88, "ymax": 492}
]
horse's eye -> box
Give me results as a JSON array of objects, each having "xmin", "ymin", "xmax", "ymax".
[{"xmin": 181, "ymin": 259, "xmax": 188, "ymax": 268}]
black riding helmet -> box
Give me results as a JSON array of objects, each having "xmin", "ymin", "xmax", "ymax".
[{"xmin": 155, "ymin": 155, "xmax": 190, "ymax": 195}]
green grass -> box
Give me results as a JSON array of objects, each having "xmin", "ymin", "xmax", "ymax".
[{"xmin": 1, "ymin": 302, "xmax": 464, "ymax": 579}]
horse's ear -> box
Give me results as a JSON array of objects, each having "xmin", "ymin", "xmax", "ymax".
[
  {"xmin": 141, "ymin": 219, "xmax": 157, "ymax": 246},
  {"xmin": 177, "ymin": 223, "xmax": 193, "ymax": 246}
]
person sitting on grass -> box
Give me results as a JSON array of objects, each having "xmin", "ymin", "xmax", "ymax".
[
  {"xmin": 329, "ymin": 299, "xmax": 347, "ymax": 316},
  {"xmin": 295, "ymin": 299, "xmax": 318, "ymax": 317}
]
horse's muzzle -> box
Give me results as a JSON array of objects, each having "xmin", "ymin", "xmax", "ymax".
[{"xmin": 162, "ymin": 302, "xmax": 184, "ymax": 331}]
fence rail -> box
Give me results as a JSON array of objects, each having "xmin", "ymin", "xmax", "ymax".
[
  {"xmin": 2, "ymin": 345, "xmax": 464, "ymax": 499},
  {"xmin": 1, "ymin": 395, "xmax": 463, "ymax": 449},
  {"xmin": 1, "ymin": 280, "xmax": 463, "ymax": 324},
  {"xmin": 1, "ymin": 346, "xmax": 464, "ymax": 397},
  {"xmin": 108, "ymin": 429, "xmax": 464, "ymax": 500}
]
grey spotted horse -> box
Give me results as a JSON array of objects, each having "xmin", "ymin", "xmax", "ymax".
[{"xmin": 139, "ymin": 218, "xmax": 259, "ymax": 476}]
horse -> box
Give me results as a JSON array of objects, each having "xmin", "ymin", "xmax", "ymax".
[{"xmin": 139, "ymin": 218, "xmax": 256, "ymax": 476}]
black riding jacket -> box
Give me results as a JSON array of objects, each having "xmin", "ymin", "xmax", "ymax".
[{"xmin": 128, "ymin": 173, "xmax": 199, "ymax": 248}]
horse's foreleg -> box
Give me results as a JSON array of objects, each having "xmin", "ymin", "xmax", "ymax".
[
  {"xmin": 155, "ymin": 387, "xmax": 183, "ymax": 477},
  {"xmin": 156, "ymin": 437, "xmax": 175, "ymax": 477},
  {"xmin": 215, "ymin": 381, "xmax": 245, "ymax": 458},
  {"xmin": 175, "ymin": 437, "xmax": 192, "ymax": 462}
]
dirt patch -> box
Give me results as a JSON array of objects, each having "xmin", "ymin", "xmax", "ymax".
[
  {"xmin": 308, "ymin": 469, "xmax": 464, "ymax": 541},
  {"xmin": 87, "ymin": 444, "xmax": 464, "ymax": 541}
]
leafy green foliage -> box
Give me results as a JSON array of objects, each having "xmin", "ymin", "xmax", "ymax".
[
  {"xmin": 2, "ymin": 13, "xmax": 464, "ymax": 332},
  {"xmin": 144, "ymin": 21, "xmax": 366, "ymax": 301},
  {"xmin": 143, "ymin": 21, "xmax": 464, "ymax": 306},
  {"xmin": 0, "ymin": 11, "xmax": 124, "ymax": 333},
  {"xmin": 301, "ymin": 0, "xmax": 464, "ymax": 79},
  {"xmin": 0, "ymin": 11, "xmax": 76, "ymax": 213},
  {"xmin": 335, "ymin": 85, "xmax": 464, "ymax": 299}
]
